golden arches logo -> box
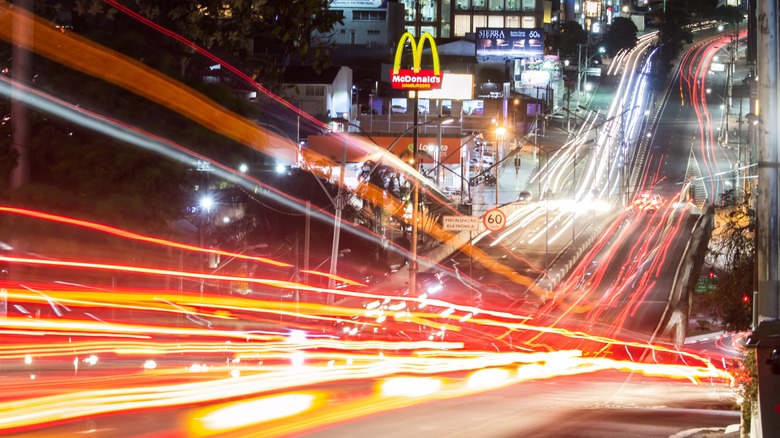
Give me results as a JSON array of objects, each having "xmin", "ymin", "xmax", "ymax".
[{"xmin": 390, "ymin": 32, "xmax": 443, "ymax": 90}]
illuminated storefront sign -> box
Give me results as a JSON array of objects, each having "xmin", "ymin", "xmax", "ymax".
[
  {"xmin": 391, "ymin": 32, "xmax": 443, "ymax": 90},
  {"xmin": 413, "ymin": 74, "xmax": 474, "ymax": 100}
]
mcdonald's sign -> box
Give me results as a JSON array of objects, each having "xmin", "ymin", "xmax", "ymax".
[{"xmin": 390, "ymin": 32, "xmax": 443, "ymax": 90}]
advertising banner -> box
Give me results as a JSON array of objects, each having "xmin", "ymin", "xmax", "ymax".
[
  {"xmin": 476, "ymin": 28, "xmax": 544, "ymax": 59},
  {"xmin": 391, "ymin": 32, "xmax": 443, "ymax": 90}
]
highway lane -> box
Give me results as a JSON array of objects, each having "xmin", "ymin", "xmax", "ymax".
[
  {"xmin": 543, "ymin": 31, "xmax": 752, "ymax": 349},
  {"xmin": 433, "ymin": 36, "xmax": 658, "ymax": 314},
  {"xmin": 2, "ymin": 369, "xmax": 736, "ymax": 438}
]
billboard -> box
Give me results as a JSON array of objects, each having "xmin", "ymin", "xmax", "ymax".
[
  {"xmin": 391, "ymin": 32, "xmax": 443, "ymax": 90},
  {"xmin": 476, "ymin": 28, "xmax": 544, "ymax": 59},
  {"xmin": 331, "ymin": 0, "xmax": 386, "ymax": 7},
  {"xmin": 413, "ymin": 74, "xmax": 474, "ymax": 100}
]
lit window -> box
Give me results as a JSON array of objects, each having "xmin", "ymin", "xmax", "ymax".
[
  {"xmin": 454, "ymin": 15, "xmax": 471, "ymax": 36},
  {"xmin": 353, "ymin": 10, "xmax": 387, "ymax": 21}
]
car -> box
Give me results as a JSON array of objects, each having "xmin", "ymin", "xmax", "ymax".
[
  {"xmin": 517, "ymin": 191, "xmax": 533, "ymax": 202},
  {"xmin": 391, "ymin": 104, "xmax": 407, "ymax": 114},
  {"xmin": 633, "ymin": 193, "xmax": 663, "ymax": 212}
]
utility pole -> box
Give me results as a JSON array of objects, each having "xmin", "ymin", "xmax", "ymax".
[
  {"xmin": 408, "ymin": 0, "xmax": 424, "ymax": 299},
  {"xmin": 328, "ymin": 136, "xmax": 347, "ymax": 298},
  {"xmin": 10, "ymin": 0, "xmax": 33, "ymax": 189},
  {"xmin": 409, "ymin": 86, "xmax": 421, "ymax": 298},
  {"xmin": 748, "ymin": 0, "xmax": 780, "ymax": 434}
]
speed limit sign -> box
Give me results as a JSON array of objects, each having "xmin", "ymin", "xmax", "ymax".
[{"xmin": 483, "ymin": 209, "xmax": 507, "ymax": 232}]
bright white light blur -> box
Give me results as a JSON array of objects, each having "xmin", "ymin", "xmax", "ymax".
[
  {"xmin": 24, "ymin": 355, "xmax": 32, "ymax": 365},
  {"xmin": 388, "ymin": 301, "xmax": 406, "ymax": 311},
  {"xmin": 143, "ymin": 360, "xmax": 157, "ymax": 370},
  {"xmin": 238, "ymin": 163, "xmax": 248, "ymax": 173},
  {"xmin": 467, "ymin": 368, "xmax": 509, "ymax": 389},
  {"xmin": 83, "ymin": 355, "xmax": 99, "ymax": 366},
  {"xmin": 440, "ymin": 308, "xmax": 455, "ymax": 318},
  {"xmin": 517, "ymin": 364, "xmax": 545, "ymax": 379},
  {"xmin": 275, "ymin": 163, "xmax": 286, "ymax": 173},
  {"xmin": 196, "ymin": 393, "xmax": 316, "ymax": 432},
  {"xmin": 199, "ymin": 195, "xmax": 214, "ymax": 211},
  {"xmin": 288, "ymin": 330, "xmax": 307, "ymax": 343},
  {"xmin": 291, "ymin": 351, "xmax": 305, "ymax": 367},
  {"xmin": 380, "ymin": 377, "xmax": 442, "ymax": 397},
  {"xmin": 584, "ymin": 83, "xmax": 593, "ymax": 92},
  {"xmin": 190, "ymin": 363, "xmax": 209, "ymax": 372},
  {"xmin": 426, "ymin": 283, "xmax": 443, "ymax": 294},
  {"xmin": 230, "ymin": 369, "xmax": 240, "ymax": 379},
  {"xmin": 222, "ymin": 216, "xmax": 230, "ymax": 223},
  {"xmin": 376, "ymin": 315, "xmax": 387, "ymax": 323}
]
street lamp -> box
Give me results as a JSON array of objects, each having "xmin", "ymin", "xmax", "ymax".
[
  {"xmin": 197, "ymin": 194, "xmax": 214, "ymax": 296},
  {"xmin": 576, "ymin": 44, "xmax": 605, "ymax": 106}
]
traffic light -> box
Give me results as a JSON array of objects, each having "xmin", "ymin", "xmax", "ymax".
[
  {"xmin": 708, "ymin": 269, "xmax": 715, "ymax": 279},
  {"xmin": 743, "ymin": 294, "xmax": 751, "ymax": 304}
]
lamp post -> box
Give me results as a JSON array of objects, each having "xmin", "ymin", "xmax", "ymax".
[
  {"xmin": 540, "ymin": 146, "xmax": 551, "ymax": 274},
  {"xmin": 197, "ymin": 193, "xmax": 214, "ymax": 297},
  {"xmin": 576, "ymin": 45, "xmax": 605, "ymax": 107},
  {"xmin": 327, "ymin": 131, "xmax": 348, "ymax": 294},
  {"xmin": 494, "ymin": 126, "xmax": 507, "ymax": 207}
]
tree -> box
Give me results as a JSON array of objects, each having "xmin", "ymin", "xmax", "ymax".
[
  {"xmin": 650, "ymin": 4, "xmax": 693, "ymax": 92},
  {"xmin": 709, "ymin": 5, "xmax": 745, "ymax": 27},
  {"xmin": 704, "ymin": 190, "xmax": 755, "ymax": 332},
  {"xmin": 601, "ymin": 17, "xmax": 638, "ymax": 58},
  {"xmin": 557, "ymin": 21, "xmax": 589, "ymax": 60},
  {"xmin": 687, "ymin": 0, "xmax": 719, "ymax": 17},
  {"xmin": 109, "ymin": 1, "xmax": 342, "ymax": 79}
]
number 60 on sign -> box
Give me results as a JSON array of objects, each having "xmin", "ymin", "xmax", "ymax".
[{"xmin": 483, "ymin": 209, "xmax": 506, "ymax": 232}]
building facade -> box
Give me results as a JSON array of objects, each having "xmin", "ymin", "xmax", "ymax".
[{"xmin": 328, "ymin": 0, "xmax": 550, "ymax": 43}]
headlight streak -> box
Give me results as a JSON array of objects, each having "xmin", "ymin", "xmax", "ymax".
[
  {"xmin": 0, "ymin": 273, "xmax": 735, "ymax": 434},
  {"xmin": 0, "ymin": 206, "xmax": 293, "ymax": 269},
  {"xmin": 0, "ymin": 6, "xmax": 541, "ymax": 296},
  {"xmin": 0, "ymin": 8, "xmax": 741, "ymax": 436}
]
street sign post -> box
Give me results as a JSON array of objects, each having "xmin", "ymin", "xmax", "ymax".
[
  {"xmin": 483, "ymin": 209, "xmax": 507, "ymax": 232},
  {"xmin": 443, "ymin": 215, "xmax": 480, "ymax": 231}
]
